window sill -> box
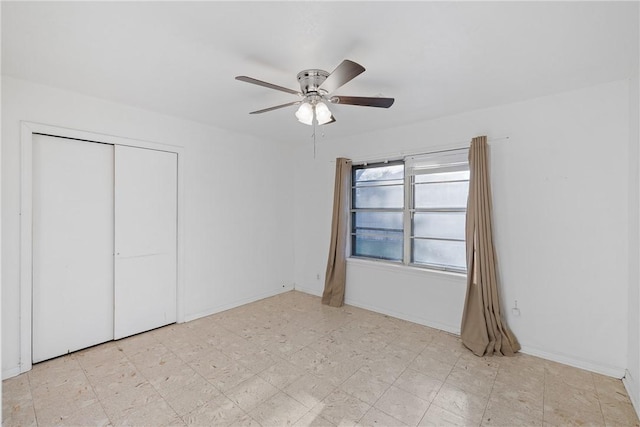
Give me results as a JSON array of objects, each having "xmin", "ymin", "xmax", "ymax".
[{"xmin": 346, "ymin": 257, "xmax": 467, "ymax": 282}]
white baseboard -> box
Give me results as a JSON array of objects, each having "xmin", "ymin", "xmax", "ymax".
[
  {"xmin": 295, "ymin": 287, "xmax": 627, "ymax": 380},
  {"xmin": 623, "ymin": 370, "xmax": 640, "ymax": 419},
  {"xmin": 293, "ymin": 285, "xmax": 322, "ymax": 297},
  {"xmin": 184, "ymin": 285, "xmax": 293, "ymax": 323},
  {"xmin": 2, "ymin": 366, "xmax": 22, "ymax": 381},
  {"xmin": 344, "ymin": 297, "xmax": 461, "ymax": 335},
  {"xmin": 295, "ymin": 285, "xmax": 460, "ymax": 334},
  {"xmin": 519, "ymin": 345, "xmax": 625, "ymax": 378}
]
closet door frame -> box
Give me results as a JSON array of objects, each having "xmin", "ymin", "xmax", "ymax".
[{"xmin": 19, "ymin": 121, "xmax": 185, "ymax": 375}]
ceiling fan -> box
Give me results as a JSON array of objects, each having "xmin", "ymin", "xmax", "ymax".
[{"xmin": 235, "ymin": 59, "xmax": 394, "ymax": 126}]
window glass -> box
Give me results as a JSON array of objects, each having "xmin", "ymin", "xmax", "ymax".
[
  {"xmin": 352, "ymin": 234, "xmax": 403, "ymax": 261},
  {"xmin": 353, "ymin": 185, "xmax": 403, "ymax": 209},
  {"xmin": 350, "ymin": 150, "xmax": 468, "ymax": 273},
  {"xmin": 412, "ymin": 239, "xmax": 466, "ymax": 270},
  {"xmin": 414, "ymin": 181, "xmax": 469, "ymax": 209},
  {"xmin": 413, "ymin": 212, "xmax": 466, "ymax": 240}
]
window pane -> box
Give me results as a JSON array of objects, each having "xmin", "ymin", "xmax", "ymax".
[
  {"xmin": 353, "ymin": 211, "xmax": 403, "ymax": 232},
  {"xmin": 412, "ymin": 239, "xmax": 466, "ymax": 270},
  {"xmin": 413, "ymin": 212, "xmax": 466, "ymax": 240},
  {"xmin": 352, "ymin": 234, "xmax": 403, "ymax": 261},
  {"xmin": 353, "ymin": 185, "xmax": 403, "ymax": 208},
  {"xmin": 355, "ymin": 164, "xmax": 404, "ymax": 184},
  {"xmin": 414, "ymin": 181, "xmax": 469, "ymax": 209},
  {"xmin": 415, "ymin": 170, "xmax": 469, "ymax": 183}
]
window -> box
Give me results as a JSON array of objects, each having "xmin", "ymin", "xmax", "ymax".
[
  {"xmin": 351, "ymin": 149, "xmax": 469, "ymax": 273},
  {"xmin": 351, "ymin": 162, "xmax": 404, "ymax": 261}
]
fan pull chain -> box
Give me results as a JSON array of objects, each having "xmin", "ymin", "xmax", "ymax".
[{"xmin": 312, "ymin": 121, "xmax": 317, "ymax": 159}]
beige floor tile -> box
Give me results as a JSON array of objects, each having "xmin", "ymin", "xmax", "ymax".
[
  {"xmin": 600, "ymin": 400, "xmax": 640, "ymax": 426},
  {"xmin": 293, "ymin": 410, "xmax": 338, "ymax": 427},
  {"xmin": 100, "ymin": 381, "xmax": 162, "ymax": 421},
  {"xmin": 227, "ymin": 413, "xmax": 262, "ymax": 427},
  {"xmin": 2, "ymin": 292, "xmax": 638, "ymax": 427},
  {"xmin": 225, "ymin": 375, "xmax": 279, "ymax": 411},
  {"xmin": 113, "ymin": 398, "xmax": 179, "ymax": 426},
  {"xmin": 41, "ymin": 401, "xmax": 111, "ymax": 427},
  {"xmin": 374, "ymin": 385, "xmax": 430, "ymax": 426},
  {"xmin": 311, "ymin": 389, "xmax": 371, "ymax": 426},
  {"xmin": 357, "ymin": 407, "xmax": 408, "ymax": 427},
  {"xmin": 393, "ymin": 368, "xmax": 443, "ymax": 402},
  {"xmin": 445, "ymin": 367, "xmax": 495, "ymax": 400},
  {"xmin": 361, "ymin": 356, "xmax": 409, "ymax": 385},
  {"xmin": 32, "ymin": 386, "xmax": 100, "ymax": 425},
  {"xmin": 2, "ymin": 400, "xmax": 37, "ymax": 427},
  {"xmin": 424, "ymin": 337, "xmax": 464, "ymax": 365},
  {"xmin": 258, "ymin": 359, "xmax": 306, "ymax": 389},
  {"xmin": 182, "ymin": 394, "xmax": 246, "ymax": 426},
  {"xmin": 126, "ymin": 342, "xmax": 176, "ymax": 370},
  {"xmin": 90, "ymin": 366, "xmax": 148, "ymax": 402},
  {"xmin": 237, "ymin": 348, "xmax": 283, "ymax": 374},
  {"xmin": 28, "ymin": 356, "xmax": 87, "ymax": 390},
  {"xmin": 489, "ymin": 380, "xmax": 543, "ymax": 415},
  {"xmin": 391, "ymin": 328, "xmax": 435, "ymax": 353},
  {"xmin": 409, "ymin": 353, "xmax": 455, "ymax": 382},
  {"xmin": 543, "ymin": 383, "xmax": 605, "ymax": 426},
  {"xmin": 419, "ymin": 404, "xmax": 477, "ymax": 427},
  {"xmin": 161, "ymin": 375, "xmax": 221, "ymax": 416},
  {"xmin": 431, "ymin": 383, "xmax": 488, "ymax": 425},
  {"xmin": 164, "ymin": 416, "xmax": 188, "ymax": 427},
  {"xmin": 288, "ymin": 347, "xmax": 330, "ymax": 372},
  {"xmin": 312, "ymin": 354, "xmax": 364, "ymax": 387},
  {"xmin": 340, "ymin": 368, "xmax": 392, "ymax": 405},
  {"xmin": 141, "ymin": 357, "xmax": 200, "ymax": 395},
  {"xmin": 116, "ymin": 332, "xmax": 161, "ymax": 357},
  {"xmin": 187, "ymin": 348, "xmax": 234, "ymax": 379},
  {"xmin": 482, "ymin": 397, "xmax": 543, "ymax": 427},
  {"xmin": 285, "ymin": 373, "xmax": 337, "ymax": 409},
  {"xmin": 264, "ymin": 336, "xmax": 306, "ymax": 357},
  {"xmin": 593, "ymin": 374, "xmax": 634, "ymax": 405},
  {"xmin": 308, "ymin": 335, "xmax": 354, "ymax": 356},
  {"xmin": 249, "ymin": 391, "xmax": 310, "ymax": 426},
  {"xmin": 2, "ymin": 375, "xmax": 32, "ymax": 407},
  {"xmin": 207, "ymin": 360, "xmax": 255, "ymax": 392},
  {"xmin": 545, "ymin": 360, "xmax": 597, "ymax": 392}
]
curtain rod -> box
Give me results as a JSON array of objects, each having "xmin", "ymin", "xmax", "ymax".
[{"xmin": 330, "ymin": 135, "xmax": 510, "ymax": 164}]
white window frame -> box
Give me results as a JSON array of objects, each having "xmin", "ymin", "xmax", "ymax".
[{"xmin": 350, "ymin": 148, "xmax": 469, "ymax": 274}]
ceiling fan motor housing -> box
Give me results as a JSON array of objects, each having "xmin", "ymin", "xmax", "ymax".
[{"xmin": 297, "ymin": 69, "xmax": 329, "ymax": 99}]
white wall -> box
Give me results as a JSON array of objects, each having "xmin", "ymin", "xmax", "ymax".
[
  {"xmin": 294, "ymin": 79, "xmax": 630, "ymax": 377},
  {"xmin": 625, "ymin": 62, "xmax": 640, "ymax": 411},
  {"xmin": 1, "ymin": 76, "xmax": 295, "ymax": 378}
]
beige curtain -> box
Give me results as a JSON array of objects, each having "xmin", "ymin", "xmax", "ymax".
[
  {"xmin": 322, "ymin": 158, "xmax": 352, "ymax": 307},
  {"xmin": 461, "ymin": 136, "xmax": 520, "ymax": 356}
]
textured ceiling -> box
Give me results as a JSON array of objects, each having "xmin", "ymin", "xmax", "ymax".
[{"xmin": 2, "ymin": 1, "xmax": 638, "ymax": 144}]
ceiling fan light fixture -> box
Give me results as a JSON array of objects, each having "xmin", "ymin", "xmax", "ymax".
[
  {"xmin": 295, "ymin": 102, "xmax": 313, "ymax": 125},
  {"xmin": 315, "ymin": 102, "xmax": 332, "ymax": 125}
]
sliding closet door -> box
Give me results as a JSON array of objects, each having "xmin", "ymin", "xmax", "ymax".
[
  {"xmin": 32, "ymin": 135, "xmax": 114, "ymax": 363},
  {"xmin": 114, "ymin": 145, "xmax": 177, "ymax": 339}
]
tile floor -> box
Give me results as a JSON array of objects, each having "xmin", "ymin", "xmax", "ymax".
[{"xmin": 2, "ymin": 291, "xmax": 639, "ymax": 426}]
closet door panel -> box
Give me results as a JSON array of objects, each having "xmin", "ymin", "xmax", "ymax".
[
  {"xmin": 32, "ymin": 135, "xmax": 114, "ymax": 363},
  {"xmin": 114, "ymin": 145, "xmax": 177, "ymax": 339}
]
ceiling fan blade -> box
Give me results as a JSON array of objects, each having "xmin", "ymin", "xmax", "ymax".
[
  {"xmin": 329, "ymin": 96, "xmax": 395, "ymax": 108},
  {"xmin": 319, "ymin": 60, "xmax": 365, "ymax": 94},
  {"xmin": 236, "ymin": 76, "xmax": 301, "ymax": 96},
  {"xmin": 249, "ymin": 101, "xmax": 301, "ymax": 114}
]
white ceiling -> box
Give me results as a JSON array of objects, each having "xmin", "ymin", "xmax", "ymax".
[{"xmin": 2, "ymin": 1, "xmax": 638, "ymax": 144}]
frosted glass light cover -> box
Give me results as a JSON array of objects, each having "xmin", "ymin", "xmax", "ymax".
[
  {"xmin": 295, "ymin": 102, "xmax": 313, "ymax": 125},
  {"xmin": 315, "ymin": 102, "xmax": 332, "ymax": 125}
]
